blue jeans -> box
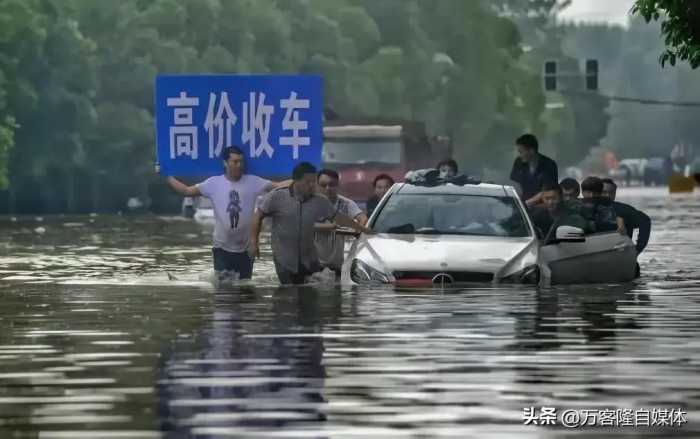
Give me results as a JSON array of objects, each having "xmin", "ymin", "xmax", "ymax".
[{"xmin": 212, "ymin": 248, "xmax": 254, "ymax": 280}]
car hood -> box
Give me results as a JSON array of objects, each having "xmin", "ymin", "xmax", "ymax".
[{"xmin": 353, "ymin": 233, "xmax": 537, "ymax": 274}]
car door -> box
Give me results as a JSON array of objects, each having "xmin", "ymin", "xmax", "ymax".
[{"xmin": 539, "ymin": 232, "xmax": 637, "ymax": 284}]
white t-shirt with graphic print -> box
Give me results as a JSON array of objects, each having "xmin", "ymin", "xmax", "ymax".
[{"xmin": 197, "ymin": 174, "xmax": 271, "ymax": 253}]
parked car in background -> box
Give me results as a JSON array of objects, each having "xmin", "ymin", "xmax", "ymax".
[
  {"xmin": 609, "ymin": 158, "xmax": 646, "ymax": 185},
  {"xmin": 579, "ymin": 147, "xmax": 619, "ymax": 180},
  {"xmin": 642, "ymin": 157, "xmax": 669, "ymax": 186}
]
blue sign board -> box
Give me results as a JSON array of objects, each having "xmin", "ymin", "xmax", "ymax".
[{"xmin": 155, "ymin": 75, "xmax": 323, "ymax": 177}]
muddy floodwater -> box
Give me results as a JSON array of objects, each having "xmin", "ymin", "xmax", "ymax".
[{"xmin": 0, "ymin": 187, "xmax": 699, "ymax": 438}]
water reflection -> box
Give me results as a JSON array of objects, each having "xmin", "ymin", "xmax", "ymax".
[
  {"xmin": 158, "ymin": 285, "xmax": 341, "ymax": 437},
  {"xmin": 511, "ymin": 286, "xmax": 652, "ymax": 353},
  {"xmin": 508, "ymin": 286, "xmax": 656, "ymax": 414}
]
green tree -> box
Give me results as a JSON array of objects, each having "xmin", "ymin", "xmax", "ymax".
[
  {"xmin": 0, "ymin": 0, "xmax": 98, "ymax": 211},
  {"xmin": 0, "ymin": 117, "xmax": 14, "ymax": 189},
  {"xmin": 0, "ymin": 0, "xmax": 40, "ymax": 189},
  {"xmin": 503, "ymin": 6, "xmax": 616, "ymax": 167},
  {"xmin": 0, "ymin": 0, "xmax": 573, "ymax": 212},
  {"xmin": 633, "ymin": 0, "xmax": 700, "ymax": 68},
  {"xmin": 604, "ymin": 17, "xmax": 700, "ymax": 158}
]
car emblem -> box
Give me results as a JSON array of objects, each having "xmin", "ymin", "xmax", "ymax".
[{"xmin": 432, "ymin": 273, "xmax": 454, "ymax": 285}]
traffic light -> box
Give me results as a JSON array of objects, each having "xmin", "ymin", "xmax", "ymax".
[
  {"xmin": 544, "ymin": 61, "xmax": 557, "ymax": 91},
  {"xmin": 585, "ymin": 59, "xmax": 598, "ymax": 91}
]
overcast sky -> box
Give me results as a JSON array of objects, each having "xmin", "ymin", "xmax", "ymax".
[{"xmin": 558, "ymin": 0, "xmax": 637, "ymax": 26}]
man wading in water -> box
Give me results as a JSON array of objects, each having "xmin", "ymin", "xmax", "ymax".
[
  {"xmin": 250, "ymin": 162, "xmax": 371, "ymax": 285},
  {"xmin": 164, "ymin": 146, "xmax": 290, "ymax": 281},
  {"xmin": 314, "ymin": 168, "xmax": 368, "ymax": 278}
]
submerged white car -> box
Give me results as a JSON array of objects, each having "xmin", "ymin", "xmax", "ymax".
[{"xmin": 340, "ymin": 182, "xmax": 637, "ymax": 287}]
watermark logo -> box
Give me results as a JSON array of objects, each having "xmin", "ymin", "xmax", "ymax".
[{"xmin": 522, "ymin": 407, "xmax": 688, "ymax": 428}]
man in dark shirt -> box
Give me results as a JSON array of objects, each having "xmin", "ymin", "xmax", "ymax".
[
  {"xmin": 560, "ymin": 177, "xmax": 595, "ymax": 231},
  {"xmin": 529, "ymin": 182, "xmax": 588, "ymax": 241},
  {"xmin": 366, "ymin": 174, "xmax": 395, "ymax": 218},
  {"xmin": 560, "ymin": 177, "xmax": 581, "ymax": 202},
  {"xmin": 510, "ymin": 134, "xmax": 558, "ymax": 206},
  {"xmin": 581, "ymin": 176, "xmax": 624, "ymax": 233},
  {"xmin": 601, "ymin": 178, "xmax": 651, "ymax": 254}
]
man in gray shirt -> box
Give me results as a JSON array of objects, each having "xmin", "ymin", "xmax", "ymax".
[
  {"xmin": 314, "ymin": 169, "xmax": 367, "ymax": 276},
  {"xmin": 250, "ymin": 162, "xmax": 371, "ymax": 285}
]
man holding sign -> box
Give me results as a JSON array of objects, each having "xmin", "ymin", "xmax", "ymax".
[
  {"xmin": 155, "ymin": 74, "xmax": 324, "ymax": 281},
  {"xmin": 165, "ymin": 146, "xmax": 289, "ymax": 280}
]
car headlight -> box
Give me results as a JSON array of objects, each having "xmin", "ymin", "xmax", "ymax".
[
  {"xmin": 502, "ymin": 264, "xmax": 539, "ymax": 284},
  {"xmin": 350, "ymin": 259, "xmax": 391, "ymax": 284}
]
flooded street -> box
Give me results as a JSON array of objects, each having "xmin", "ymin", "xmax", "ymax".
[{"xmin": 1, "ymin": 187, "xmax": 699, "ymax": 438}]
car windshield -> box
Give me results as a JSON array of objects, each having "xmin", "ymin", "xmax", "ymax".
[
  {"xmin": 322, "ymin": 139, "xmax": 402, "ymax": 166},
  {"xmin": 372, "ymin": 193, "xmax": 531, "ymax": 237}
]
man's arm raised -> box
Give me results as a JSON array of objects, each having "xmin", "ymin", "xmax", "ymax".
[{"xmin": 166, "ymin": 177, "xmax": 202, "ymax": 197}]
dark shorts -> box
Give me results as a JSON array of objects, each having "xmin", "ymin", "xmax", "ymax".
[{"xmin": 212, "ymin": 248, "xmax": 254, "ymax": 280}]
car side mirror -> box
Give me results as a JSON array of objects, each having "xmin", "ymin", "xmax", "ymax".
[{"xmin": 552, "ymin": 225, "xmax": 585, "ymax": 243}]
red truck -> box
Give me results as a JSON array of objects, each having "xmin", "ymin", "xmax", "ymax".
[{"xmin": 321, "ymin": 119, "xmax": 450, "ymax": 204}]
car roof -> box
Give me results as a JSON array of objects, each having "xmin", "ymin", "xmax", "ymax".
[{"xmin": 395, "ymin": 182, "xmax": 510, "ymax": 197}]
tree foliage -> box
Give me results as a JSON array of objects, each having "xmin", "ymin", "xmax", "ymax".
[
  {"xmin": 633, "ymin": 0, "xmax": 700, "ymax": 68},
  {"xmin": 0, "ymin": 0, "xmax": 608, "ymax": 213},
  {"xmin": 561, "ymin": 17, "xmax": 700, "ymax": 160}
]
